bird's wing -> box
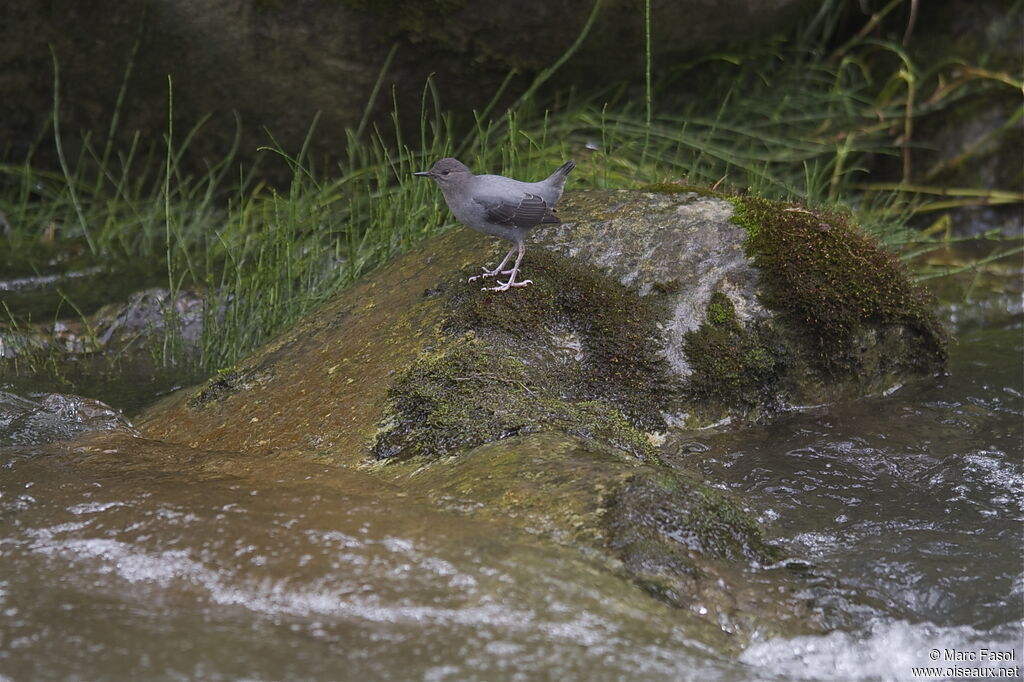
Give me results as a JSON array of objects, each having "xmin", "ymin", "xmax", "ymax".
[{"xmin": 477, "ymin": 193, "xmax": 559, "ymax": 229}]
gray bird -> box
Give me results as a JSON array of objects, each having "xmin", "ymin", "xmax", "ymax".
[{"xmin": 414, "ymin": 158, "xmax": 575, "ymax": 291}]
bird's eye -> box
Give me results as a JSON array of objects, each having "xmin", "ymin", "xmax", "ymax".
[{"xmin": 441, "ymin": 170, "xmax": 450, "ymax": 176}]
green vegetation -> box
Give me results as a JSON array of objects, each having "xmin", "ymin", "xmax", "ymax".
[
  {"xmin": 372, "ymin": 333, "xmax": 658, "ymax": 462},
  {"xmin": 604, "ymin": 469, "xmax": 785, "ymax": 582},
  {"xmin": 368, "ymin": 238, "xmax": 684, "ymax": 462},
  {"xmin": 732, "ymin": 196, "xmax": 949, "ymax": 375},
  {"xmin": 677, "ymin": 196, "xmax": 951, "ymax": 418},
  {"xmin": 0, "ymin": 0, "xmax": 1019, "ymax": 406},
  {"xmin": 442, "ymin": 248, "xmax": 674, "ymax": 429},
  {"xmin": 683, "ymin": 291, "xmax": 785, "ymax": 415},
  {"xmin": 187, "ymin": 364, "xmax": 275, "ymax": 409}
]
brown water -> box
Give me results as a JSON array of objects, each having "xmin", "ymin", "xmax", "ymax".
[
  {"xmin": 1, "ymin": 281, "xmax": 1021, "ymax": 681},
  {"xmin": 1, "ymin": 438, "xmax": 739, "ymax": 681}
]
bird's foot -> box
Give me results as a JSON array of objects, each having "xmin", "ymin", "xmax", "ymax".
[
  {"xmin": 468, "ymin": 266, "xmax": 502, "ymax": 282},
  {"xmin": 469, "ymin": 267, "xmax": 517, "ymax": 283},
  {"xmin": 482, "ymin": 278, "xmax": 532, "ymax": 292}
]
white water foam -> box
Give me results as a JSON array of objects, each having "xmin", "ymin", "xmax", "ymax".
[{"xmin": 741, "ymin": 617, "xmax": 1022, "ymax": 681}]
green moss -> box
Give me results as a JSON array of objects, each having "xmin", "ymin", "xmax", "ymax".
[
  {"xmin": 372, "ymin": 334, "xmax": 657, "ymax": 461},
  {"xmin": 705, "ymin": 291, "xmax": 736, "ymax": 327},
  {"xmin": 682, "ymin": 481, "xmax": 785, "ymax": 564},
  {"xmin": 442, "ymin": 248, "xmax": 675, "ymax": 430},
  {"xmin": 187, "ymin": 366, "xmax": 274, "ymax": 408},
  {"xmin": 730, "ymin": 196, "xmax": 949, "ymax": 375},
  {"xmin": 684, "ymin": 292, "xmax": 785, "ymax": 412},
  {"xmin": 604, "ymin": 469, "xmax": 785, "ymax": 581}
]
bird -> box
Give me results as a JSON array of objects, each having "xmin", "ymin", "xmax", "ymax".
[{"xmin": 414, "ymin": 157, "xmax": 575, "ymax": 291}]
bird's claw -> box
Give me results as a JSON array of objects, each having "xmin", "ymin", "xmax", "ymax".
[
  {"xmin": 482, "ymin": 278, "xmax": 532, "ymax": 292},
  {"xmin": 471, "ymin": 244, "xmax": 529, "ymax": 291},
  {"xmin": 468, "ymin": 266, "xmax": 503, "ymax": 282}
]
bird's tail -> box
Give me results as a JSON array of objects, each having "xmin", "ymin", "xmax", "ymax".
[{"xmin": 547, "ymin": 160, "xmax": 576, "ymax": 184}]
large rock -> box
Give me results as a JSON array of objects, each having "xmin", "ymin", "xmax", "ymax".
[
  {"xmin": 540, "ymin": 188, "xmax": 948, "ymax": 421},
  {"xmin": 137, "ymin": 188, "xmax": 946, "ymax": 643}
]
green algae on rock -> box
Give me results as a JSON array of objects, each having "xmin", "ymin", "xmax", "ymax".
[
  {"xmin": 605, "ymin": 469, "xmax": 784, "ymax": 571},
  {"xmin": 383, "ymin": 431, "xmax": 820, "ymax": 644},
  {"xmin": 188, "ymin": 365, "xmax": 277, "ymax": 408},
  {"xmin": 682, "ymin": 291, "xmax": 786, "ymax": 416},
  {"xmin": 371, "ymin": 333, "xmax": 658, "ymax": 462},
  {"xmin": 600, "ymin": 468, "xmax": 818, "ymax": 639},
  {"xmin": 731, "ymin": 197, "xmax": 949, "ymax": 377}
]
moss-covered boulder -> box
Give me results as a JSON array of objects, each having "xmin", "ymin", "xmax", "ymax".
[
  {"xmin": 539, "ymin": 188, "xmax": 947, "ymax": 421},
  {"xmin": 371, "ymin": 333, "xmax": 658, "ymax": 462},
  {"xmin": 142, "ymin": 188, "xmax": 947, "ymax": 443},
  {"xmin": 139, "ymin": 187, "xmax": 945, "ymax": 645}
]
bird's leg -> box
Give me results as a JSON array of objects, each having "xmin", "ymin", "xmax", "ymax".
[
  {"xmin": 468, "ymin": 244, "xmax": 518, "ymax": 282},
  {"xmin": 483, "ymin": 243, "xmax": 532, "ymax": 292}
]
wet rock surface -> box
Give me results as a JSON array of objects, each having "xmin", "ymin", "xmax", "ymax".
[
  {"xmin": 133, "ymin": 188, "xmax": 947, "ymax": 644},
  {"xmin": 541, "ymin": 189, "xmax": 766, "ymax": 382},
  {"xmin": 546, "ymin": 189, "xmax": 947, "ymax": 418},
  {"xmin": 387, "ymin": 431, "xmax": 818, "ymax": 641},
  {"xmin": 1, "ymin": 231, "xmax": 1014, "ymax": 678},
  {"xmin": 0, "ymin": 391, "xmax": 136, "ymax": 446}
]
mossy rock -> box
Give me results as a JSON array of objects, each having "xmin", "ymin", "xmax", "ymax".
[
  {"xmin": 538, "ymin": 189, "xmax": 948, "ymax": 423},
  {"xmin": 140, "ymin": 196, "xmax": 915, "ymax": 645},
  {"xmin": 599, "ymin": 468, "xmax": 820, "ymax": 639},
  {"xmin": 146, "ymin": 189, "xmax": 949, "ymax": 451},
  {"xmin": 442, "ymin": 248, "xmax": 677, "ymax": 429},
  {"xmin": 605, "ymin": 469, "xmax": 784, "ymax": 572},
  {"xmin": 731, "ymin": 196, "xmax": 949, "ymax": 377},
  {"xmin": 683, "ymin": 291, "xmax": 787, "ymax": 416},
  {"xmin": 188, "ymin": 365, "xmax": 276, "ymax": 408},
  {"xmin": 381, "ymin": 431, "xmax": 819, "ymax": 644},
  {"xmin": 372, "ymin": 333, "xmax": 658, "ymax": 461}
]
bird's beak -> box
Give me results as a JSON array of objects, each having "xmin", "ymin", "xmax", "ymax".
[{"xmin": 413, "ymin": 171, "xmax": 431, "ymax": 177}]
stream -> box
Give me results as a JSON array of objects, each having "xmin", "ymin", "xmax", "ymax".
[{"xmin": 1, "ymin": 270, "xmax": 1021, "ymax": 681}]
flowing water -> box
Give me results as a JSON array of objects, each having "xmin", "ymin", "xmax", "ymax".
[
  {"xmin": 1, "ymin": 273, "xmax": 1021, "ymax": 681},
  {"xmin": 1, "ymin": 443, "xmax": 741, "ymax": 681},
  {"xmin": 673, "ymin": 318, "xmax": 1023, "ymax": 680}
]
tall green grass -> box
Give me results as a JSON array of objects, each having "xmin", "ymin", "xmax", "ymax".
[{"xmin": 1, "ymin": 2, "xmax": 1020, "ymax": 389}]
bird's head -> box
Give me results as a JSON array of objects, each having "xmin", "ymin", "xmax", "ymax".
[{"xmin": 414, "ymin": 158, "xmax": 473, "ymax": 187}]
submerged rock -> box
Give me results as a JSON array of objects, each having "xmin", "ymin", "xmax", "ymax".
[
  {"xmin": 138, "ymin": 188, "xmax": 947, "ymax": 645},
  {"xmin": 92, "ymin": 287, "xmax": 206, "ymax": 352},
  {"xmin": 0, "ymin": 391, "xmax": 137, "ymax": 447},
  {"xmin": 387, "ymin": 431, "xmax": 817, "ymax": 642},
  {"xmin": 0, "ymin": 284, "xmax": 210, "ymax": 416}
]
